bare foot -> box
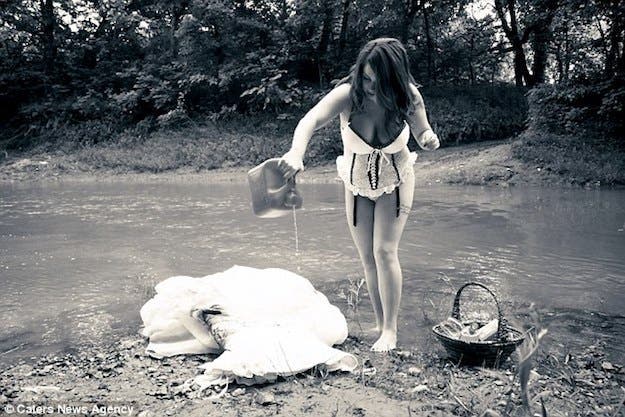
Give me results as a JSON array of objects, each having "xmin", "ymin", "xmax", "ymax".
[{"xmin": 371, "ymin": 331, "xmax": 397, "ymax": 352}]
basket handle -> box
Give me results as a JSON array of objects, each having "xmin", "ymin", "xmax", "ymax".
[{"xmin": 451, "ymin": 282, "xmax": 503, "ymax": 339}]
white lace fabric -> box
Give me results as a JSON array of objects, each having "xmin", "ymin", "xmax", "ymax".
[
  {"xmin": 337, "ymin": 118, "xmax": 418, "ymax": 199},
  {"xmin": 336, "ymin": 150, "xmax": 417, "ymax": 199}
]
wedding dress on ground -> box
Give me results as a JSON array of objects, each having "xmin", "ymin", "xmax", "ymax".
[{"xmin": 140, "ymin": 265, "xmax": 358, "ymax": 386}]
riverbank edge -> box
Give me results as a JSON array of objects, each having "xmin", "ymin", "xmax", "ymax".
[
  {"xmin": 0, "ymin": 137, "xmax": 611, "ymax": 188},
  {"xmin": 1, "ymin": 333, "xmax": 623, "ymax": 417}
]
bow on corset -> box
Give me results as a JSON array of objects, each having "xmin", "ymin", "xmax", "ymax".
[{"xmin": 366, "ymin": 149, "xmax": 390, "ymax": 190}]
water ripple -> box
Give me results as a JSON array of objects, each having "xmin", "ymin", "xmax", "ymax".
[{"xmin": 0, "ymin": 182, "xmax": 623, "ymax": 366}]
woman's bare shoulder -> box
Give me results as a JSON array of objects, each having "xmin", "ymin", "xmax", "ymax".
[
  {"xmin": 331, "ymin": 82, "xmax": 352, "ymax": 99},
  {"xmin": 303, "ymin": 82, "xmax": 352, "ymax": 127},
  {"xmin": 321, "ymin": 83, "xmax": 351, "ymax": 117}
]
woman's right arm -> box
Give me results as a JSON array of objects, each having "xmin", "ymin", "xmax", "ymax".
[
  {"xmin": 279, "ymin": 83, "xmax": 351, "ymax": 178},
  {"xmin": 407, "ymin": 83, "xmax": 439, "ymax": 151}
]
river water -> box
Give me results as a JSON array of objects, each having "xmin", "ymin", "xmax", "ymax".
[{"xmin": 1, "ymin": 181, "xmax": 624, "ymax": 367}]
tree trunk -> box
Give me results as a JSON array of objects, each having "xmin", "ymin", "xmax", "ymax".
[
  {"xmin": 82, "ymin": 15, "xmax": 108, "ymax": 69},
  {"xmin": 317, "ymin": 0, "xmax": 333, "ymax": 57},
  {"xmin": 605, "ymin": 0, "xmax": 624, "ymax": 78},
  {"xmin": 618, "ymin": 28, "xmax": 625, "ymax": 76},
  {"xmin": 506, "ymin": 0, "xmax": 532, "ymax": 86},
  {"xmin": 423, "ymin": 6, "xmax": 434, "ymax": 82},
  {"xmin": 530, "ymin": 0, "xmax": 557, "ymax": 85},
  {"xmin": 338, "ymin": 0, "xmax": 351, "ymax": 54},
  {"xmin": 401, "ymin": 0, "xmax": 421, "ymax": 44},
  {"xmin": 468, "ymin": 35, "xmax": 475, "ymax": 84},
  {"xmin": 531, "ymin": 25, "xmax": 549, "ymax": 85},
  {"xmin": 317, "ymin": 0, "xmax": 334, "ymax": 86},
  {"xmin": 494, "ymin": 0, "xmax": 532, "ymax": 87},
  {"xmin": 170, "ymin": 1, "xmax": 189, "ymax": 58},
  {"xmin": 40, "ymin": 0, "xmax": 56, "ymax": 76},
  {"xmin": 555, "ymin": 42, "xmax": 563, "ymax": 82},
  {"xmin": 556, "ymin": 19, "xmax": 569, "ymax": 82},
  {"xmin": 512, "ymin": 43, "xmax": 531, "ymax": 87}
]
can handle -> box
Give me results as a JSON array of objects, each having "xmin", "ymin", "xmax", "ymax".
[{"xmin": 451, "ymin": 282, "xmax": 503, "ymax": 340}]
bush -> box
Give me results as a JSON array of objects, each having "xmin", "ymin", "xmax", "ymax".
[
  {"xmin": 156, "ymin": 107, "xmax": 192, "ymax": 129},
  {"xmin": 422, "ymin": 83, "xmax": 528, "ymax": 146},
  {"xmin": 527, "ymin": 78, "xmax": 625, "ymax": 137}
]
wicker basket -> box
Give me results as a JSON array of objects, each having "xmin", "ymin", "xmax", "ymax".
[{"xmin": 432, "ymin": 282, "xmax": 525, "ymax": 366}]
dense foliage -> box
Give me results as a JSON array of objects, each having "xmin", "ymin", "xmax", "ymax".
[
  {"xmin": 527, "ymin": 78, "xmax": 625, "ymax": 137},
  {"xmin": 0, "ymin": 0, "xmax": 623, "ymax": 154}
]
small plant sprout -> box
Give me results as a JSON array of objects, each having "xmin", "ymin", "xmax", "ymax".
[
  {"xmin": 345, "ymin": 276, "xmax": 366, "ymax": 334},
  {"xmin": 517, "ymin": 327, "xmax": 549, "ymax": 415}
]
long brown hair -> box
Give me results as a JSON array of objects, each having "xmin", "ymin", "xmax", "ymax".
[{"xmin": 344, "ymin": 38, "xmax": 419, "ymax": 130}]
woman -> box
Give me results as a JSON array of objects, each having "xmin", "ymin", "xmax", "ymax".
[{"xmin": 279, "ymin": 38, "xmax": 439, "ymax": 352}]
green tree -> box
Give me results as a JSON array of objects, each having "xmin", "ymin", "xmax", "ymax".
[{"xmin": 493, "ymin": 0, "xmax": 559, "ymax": 87}]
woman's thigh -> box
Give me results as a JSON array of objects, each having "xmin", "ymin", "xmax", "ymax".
[
  {"xmin": 373, "ymin": 172, "xmax": 415, "ymax": 249},
  {"xmin": 344, "ymin": 186, "xmax": 376, "ymax": 258}
]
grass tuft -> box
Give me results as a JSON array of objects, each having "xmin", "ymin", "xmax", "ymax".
[{"xmin": 512, "ymin": 130, "xmax": 625, "ymax": 186}]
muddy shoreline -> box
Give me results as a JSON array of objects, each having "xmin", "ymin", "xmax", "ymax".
[{"xmin": 1, "ymin": 332, "xmax": 623, "ymax": 417}]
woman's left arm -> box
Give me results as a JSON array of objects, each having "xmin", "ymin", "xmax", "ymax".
[{"xmin": 406, "ymin": 84, "xmax": 439, "ymax": 151}]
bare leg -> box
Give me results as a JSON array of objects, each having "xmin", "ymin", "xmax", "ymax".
[
  {"xmin": 371, "ymin": 173, "xmax": 415, "ymax": 352},
  {"xmin": 344, "ymin": 187, "xmax": 382, "ymax": 333}
]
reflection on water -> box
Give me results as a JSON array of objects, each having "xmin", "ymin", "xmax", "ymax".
[{"xmin": 0, "ymin": 181, "xmax": 624, "ymax": 366}]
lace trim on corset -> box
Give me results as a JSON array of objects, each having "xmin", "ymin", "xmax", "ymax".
[{"xmin": 336, "ymin": 151, "xmax": 417, "ymax": 199}]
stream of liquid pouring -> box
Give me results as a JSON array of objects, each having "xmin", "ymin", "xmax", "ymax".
[{"xmin": 292, "ymin": 206, "xmax": 300, "ymax": 272}]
